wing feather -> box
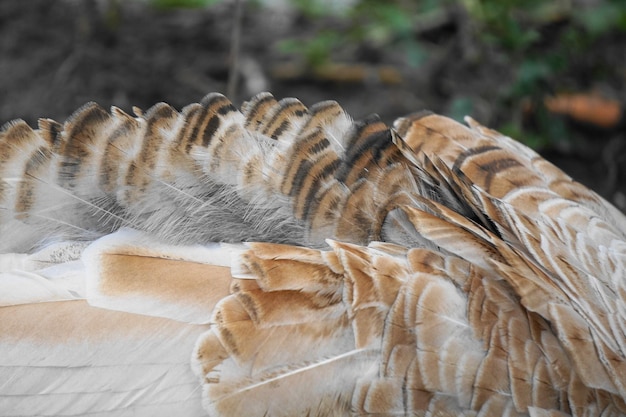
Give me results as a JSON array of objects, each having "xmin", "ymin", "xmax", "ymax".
[{"xmin": 0, "ymin": 300, "xmax": 208, "ymax": 417}]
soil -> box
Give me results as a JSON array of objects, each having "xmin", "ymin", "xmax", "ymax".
[{"xmin": 1, "ymin": 0, "xmax": 625, "ymax": 210}]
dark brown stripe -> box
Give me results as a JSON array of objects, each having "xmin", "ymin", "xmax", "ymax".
[
  {"xmin": 293, "ymin": 152, "xmax": 338, "ymax": 221},
  {"xmin": 38, "ymin": 119, "xmax": 62, "ymax": 148},
  {"xmin": 217, "ymin": 102, "xmax": 237, "ymax": 116},
  {"xmin": 269, "ymin": 119, "xmax": 290, "ymax": 140},
  {"xmin": 178, "ymin": 104, "xmax": 203, "ymax": 152},
  {"xmin": 64, "ymin": 102, "xmax": 102, "ymax": 126},
  {"xmin": 15, "ymin": 146, "xmax": 52, "ymax": 217},
  {"xmin": 371, "ymin": 191, "xmax": 418, "ymax": 241},
  {"xmin": 176, "ymin": 104, "xmax": 201, "ymax": 143},
  {"xmin": 300, "ymin": 157, "xmax": 341, "ymax": 221},
  {"xmin": 310, "ymin": 137, "xmax": 330, "ymax": 155},
  {"xmin": 59, "ymin": 104, "xmax": 110, "ymax": 186},
  {"xmin": 262, "ymin": 99, "xmax": 297, "ymax": 135},
  {"xmin": 244, "ymin": 93, "xmax": 276, "ymax": 129},
  {"xmin": 323, "ymin": 188, "xmax": 345, "ymax": 222},
  {"xmin": 289, "ymin": 159, "xmax": 313, "ymax": 198},
  {"xmin": 144, "ymin": 102, "xmax": 176, "ymax": 121},
  {"xmin": 345, "ymin": 114, "xmax": 383, "ymax": 149},
  {"xmin": 106, "ymin": 116, "xmax": 138, "ymax": 145},
  {"xmin": 478, "ymin": 156, "xmax": 524, "ymax": 174},
  {"xmin": 208, "ymin": 124, "xmax": 240, "ymax": 172},
  {"xmin": 200, "ymin": 93, "xmax": 231, "ymax": 109},
  {"xmin": 262, "ymin": 98, "xmax": 306, "ymax": 138},
  {"xmin": 197, "ymin": 95, "xmax": 234, "ymax": 149},
  {"xmin": 64, "ymin": 103, "xmax": 110, "ymax": 150},
  {"xmin": 336, "ymin": 128, "xmax": 392, "ymax": 183},
  {"xmin": 201, "ymin": 115, "xmax": 221, "ymax": 148},
  {"xmin": 452, "ymin": 145, "xmax": 501, "ymax": 172},
  {"xmin": 61, "ymin": 104, "xmax": 109, "ymax": 160},
  {"xmin": 300, "ymin": 101, "xmax": 343, "ymax": 134},
  {"xmin": 280, "ymin": 130, "xmax": 330, "ymax": 196},
  {"xmin": 308, "ymin": 100, "xmax": 341, "ymax": 115},
  {"xmin": 99, "ymin": 118, "xmax": 139, "ymax": 193},
  {"xmin": 194, "ymin": 108, "xmax": 215, "ymax": 149},
  {"xmin": 478, "ymin": 157, "xmax": 524, "ymax": 193},
  {"xmin": 308, "ymin": 182, "xmax": 347, "ymax": 228},
  {"xmin": 140, "ymin": 103, "xmax": 176, "ymax": 169},
  {"xmin": 235, "ymin": 291, "xmax": 259, "ymax": 323}
]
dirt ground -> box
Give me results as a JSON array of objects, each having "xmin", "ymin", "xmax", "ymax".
[{"xmin": 1, "ymin": 0, "xmax": 625, "ymax": 209}]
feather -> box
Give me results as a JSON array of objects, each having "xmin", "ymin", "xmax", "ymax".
[
  {"xmin": 0, "ymin": 300, "xmax": 208, "ymax": 417},
  {"xmin": 2, "ymin": 92, "xmax": 626, "ymax": 416},
  {"xmin": 83, "ymin": 228, "xmax": 233, "ymax": 324},
  {"xmin": 0, "ymin": 241, "xmax": 88, "ymax": 307}
]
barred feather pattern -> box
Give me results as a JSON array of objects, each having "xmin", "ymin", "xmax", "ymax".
[
  {"xmin": 2, "ymin": 92, "xmax": 626, "ymax": 417},
  {"xmin": 0, "ymin": 93, "xmax": 461, "ymax": 253}
]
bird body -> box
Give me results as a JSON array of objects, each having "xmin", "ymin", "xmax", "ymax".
[{"xmin": 1, "ymin": 92, "xmax": 625, "ymax": 416}]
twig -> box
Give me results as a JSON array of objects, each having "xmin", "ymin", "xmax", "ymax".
[{"xmin": 227, "ymin": 0, "xmax": 244, "ymax": 99}]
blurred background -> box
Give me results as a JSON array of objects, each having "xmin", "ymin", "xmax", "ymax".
[{"xmin": 1, "ymin": 0, "xmax": 625, "ymax": 208}]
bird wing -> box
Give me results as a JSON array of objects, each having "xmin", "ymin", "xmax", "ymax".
[{"xmin": 2, "ymin": 92, "xmax": 626, "ymax": 417}]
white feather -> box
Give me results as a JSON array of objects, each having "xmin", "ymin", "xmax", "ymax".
[
  {"xmin": 83, "ymin": 228, "xmax": 234, "ymax": 323},
  {"xmin": 0, "ymin": 300, "xmax": 208, "ymax": 417}
]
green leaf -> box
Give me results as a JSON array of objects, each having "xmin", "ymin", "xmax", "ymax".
[{"xmin": 574, "ymin": 2, "xmax": 626, "ymax": 36}]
